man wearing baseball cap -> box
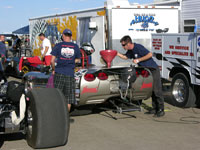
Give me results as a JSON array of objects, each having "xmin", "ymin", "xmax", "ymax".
[
  {"xmin": 62, "ymin": 28, "xmax": 72, "ymax": 35},
  {"xmin": 51, "ymin": 29, "xmax": 81, "ymax": 114}
]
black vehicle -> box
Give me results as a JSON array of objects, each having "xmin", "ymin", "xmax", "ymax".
[{"xmin": 0, "ymin": 61, "xmax": 69, "ymax": 149}]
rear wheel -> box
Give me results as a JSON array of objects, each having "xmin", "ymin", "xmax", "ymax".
[
  {"xmin": 171, "ymin": 73, "xmax": 196, "ymax": 107},
  {"xmin": 26, "ymin": 88, "xmax": 69, "ymax": 149}
]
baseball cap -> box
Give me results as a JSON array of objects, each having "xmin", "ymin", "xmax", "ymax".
[{"xmin": 63, "ymin": 28, "xmax": 72, "ymax": 35}]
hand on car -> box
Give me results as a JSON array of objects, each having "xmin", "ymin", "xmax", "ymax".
[{"xmin": 133, "ymin": 59, "xmax": 139, "ymax": 64}]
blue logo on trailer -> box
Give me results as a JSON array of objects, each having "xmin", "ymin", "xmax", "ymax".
[
  {"xmin": 198, "ymin": 37, "xmax": 200, "ymax": 47},
  {"xmin": 130, "ymin": 15, "xmax": 159, "ymax": 28}
]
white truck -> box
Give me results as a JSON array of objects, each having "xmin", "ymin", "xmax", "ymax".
[
  {"xmin": 29, "ymin": 0, "xmax": 179, "ymax": 67},
  {"xmin": 151, "ymin": 0, "xmax": 200, "ymax": 108},
  {"xmin": 152, "ymin": 33, "xmax": 200, "ymax": 107}
]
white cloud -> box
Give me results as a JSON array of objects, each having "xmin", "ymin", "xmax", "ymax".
[
  {"xmin": 69, "ymin": 0, "xmax": 88, "ymax": 2},
  {"xmin": 52, "ymin": 8, "xmax": 60, "ymax": 10},
  {"xmin": 50, "ymin": 8, "xmax": 70, "ymax": 12},
  {"xmin": 4, "ymin": 6, "xmax": 13, "ymax": 9}
]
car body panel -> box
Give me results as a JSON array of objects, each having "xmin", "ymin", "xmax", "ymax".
[
  {"xmin": 23, "ymin": 65, "xmax": 153, "ymax": 106},
  {"xmin": 77, "ymin": 66, "xmax": 153, "ymax": 105}
]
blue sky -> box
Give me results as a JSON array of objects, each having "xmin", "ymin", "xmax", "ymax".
[{"xmin": 0, "ymin": 0, "xmax": 153, "ymax": 33}]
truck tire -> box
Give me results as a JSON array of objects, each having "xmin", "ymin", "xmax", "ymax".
[
  {"xmin": 26, "ymin": 88, "xmax": 69, "ymax": 149},
  {"xmin": 171, "ymin": 73, "xmax": 196, "ymax": 108}
]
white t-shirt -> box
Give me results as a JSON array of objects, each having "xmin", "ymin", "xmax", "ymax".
[{"xmin": 41, "ymin": 38, "xmax": 52, "ymax": 56}]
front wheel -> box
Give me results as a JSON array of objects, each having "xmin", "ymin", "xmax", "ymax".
[
  {"xmin": 26, "ymin": 88, "xmax": 69, "ymax": 149},
  {"xmin": 171, "ymin": 73, "xmax": 196, "ymax": 108}
]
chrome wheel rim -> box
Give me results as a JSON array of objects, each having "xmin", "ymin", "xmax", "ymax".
[
  {"xmin": 27, "ymin": 107, "xmax": 33, "ymax": 138},
  {"xmin": 24, "ymin": 81, "xmax": 33, "ymax": 94},
  {"xmin": 172, "ymin": 79, "xmax": 187, "ymax": 103}
]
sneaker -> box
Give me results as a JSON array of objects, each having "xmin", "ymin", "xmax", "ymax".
[
  {"xmin": 153, "ymin": 110, "xmax": 165, "ymax": 117},
  {"xmin": 144, "ymin": 109, "xmax": 156, "ymax": 115}
]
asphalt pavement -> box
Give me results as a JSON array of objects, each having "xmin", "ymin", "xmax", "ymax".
[
  {"xmin": 1, "ymin": 99, "xmax": 200, "ymax": 150},
  {"xmin": 1, "ymin": 77, "xmax": 200, "ymax": 150}
]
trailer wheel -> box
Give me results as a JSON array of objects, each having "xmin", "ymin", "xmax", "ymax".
[
  {"xmin": 171, "ymin": 73, "xmax": 196, "ymax": 107},
  {"xmin": 26, "ymin": 88, "xmax": 69, "ymax": 149}
]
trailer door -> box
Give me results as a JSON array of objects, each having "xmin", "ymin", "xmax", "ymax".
[
  {"xmin": 78, "ymin": 17, "xmax": 91, "ymax": 46},
  {"xmin": 78, "ymin": 16, "xmax": 105, "ymax": 66},
  {"xmin": 90, "ymin": 16, "xmax": 105, "ymax": 66}
]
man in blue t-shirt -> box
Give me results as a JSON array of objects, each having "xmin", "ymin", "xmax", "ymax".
[
  {"xmin": 117, "ymin": 35, "xmax": 165, "ymax": 117},
  {"xmin": 0, "ymin": 35, "xmax": 6, "ymax": 57},
  {"xmin": 51, "ymin": 28, "xmax": 81, "ymax": 112},
  {"xmin": 0, "ymin": 35, "xmax": 7, "ymax": 72}
]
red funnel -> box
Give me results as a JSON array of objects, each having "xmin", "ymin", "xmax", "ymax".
[{"xmin": 100, "ymin": 50, "xmax": 117, "ymax": 68}]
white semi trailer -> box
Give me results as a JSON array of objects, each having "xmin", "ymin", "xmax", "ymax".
[
  {"xmin": 29, "ymin": 0, "xmax": 179, "ymax": 66},
  {"xmin": 151, "ymin": 0, "xmax": 200, "ymax": 107}
]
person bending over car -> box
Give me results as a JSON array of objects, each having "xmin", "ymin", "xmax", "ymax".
[
  {"xmin": 39, "ymin": 33, "xmax": 52, "ymax": 66},
  {"xmin": 51, "ymin": 29, "xmax": 81, "ymax": 112},
  {"xmin": 117, "ymin": 35, "xmax": 165, "ymax": 117}
]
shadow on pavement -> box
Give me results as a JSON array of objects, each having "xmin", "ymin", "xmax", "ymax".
[
  {"xmin": 99, "ymin": 111, "xmax": 137, "ymax": 120},
  {"xmin": 70, "ymin": 104, "xmax": 100, "ymax": 116},
  {"xmin": 70, "ymin": 102, "xmax": 140, "ymax": 119},
  {"xmin": 0, "ymin": 133, "xmax": 25, "ymax": 148}
]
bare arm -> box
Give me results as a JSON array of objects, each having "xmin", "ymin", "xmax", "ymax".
[
  {"xmin": 133, "ymin": 52, "xmax": 153, "ymax": 64},
  {"xmin": 42, "ymin": 46, "xmax": 49, "ymax": 58},
  {"xmin": 51, "ymin": 55, "xmax": 56, "ymax": 75},
  {"xmin": 75, "ymin": 58, "xmax": 80, "ymax": 63},
  {"xmin": 117, "ymin": 52, "xmax": 128, "ymax": 60}
]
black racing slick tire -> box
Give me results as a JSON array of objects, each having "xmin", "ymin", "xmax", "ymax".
[
  {"xmin": 171, "ymin": 73, "xmax": 196, "ymax": 108},
  {"xmin": 26, "ymin": 88, "xmax": 69, "ymax": 149}
]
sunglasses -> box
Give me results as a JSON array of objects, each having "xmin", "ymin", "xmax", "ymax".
[{"xmin": 121, "ymin": 43, "xmax": 127, "ymax": 47}]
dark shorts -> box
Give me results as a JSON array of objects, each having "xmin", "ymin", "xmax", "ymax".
[{"xmin": 54, "ymin": 73, "xmax": 76, "ymax": 104}]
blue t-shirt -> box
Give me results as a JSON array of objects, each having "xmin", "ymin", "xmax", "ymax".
[
  {"xmin": 125, "ymin": 43, "xmax": 158, "ymax": 69},
  {"xmin": 0, "ymin": 42, "xmax": 6, "ymax": 57},
  {"xmin": 51, "ymin": 42, "xmax": 81, "ymax": 77}
]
